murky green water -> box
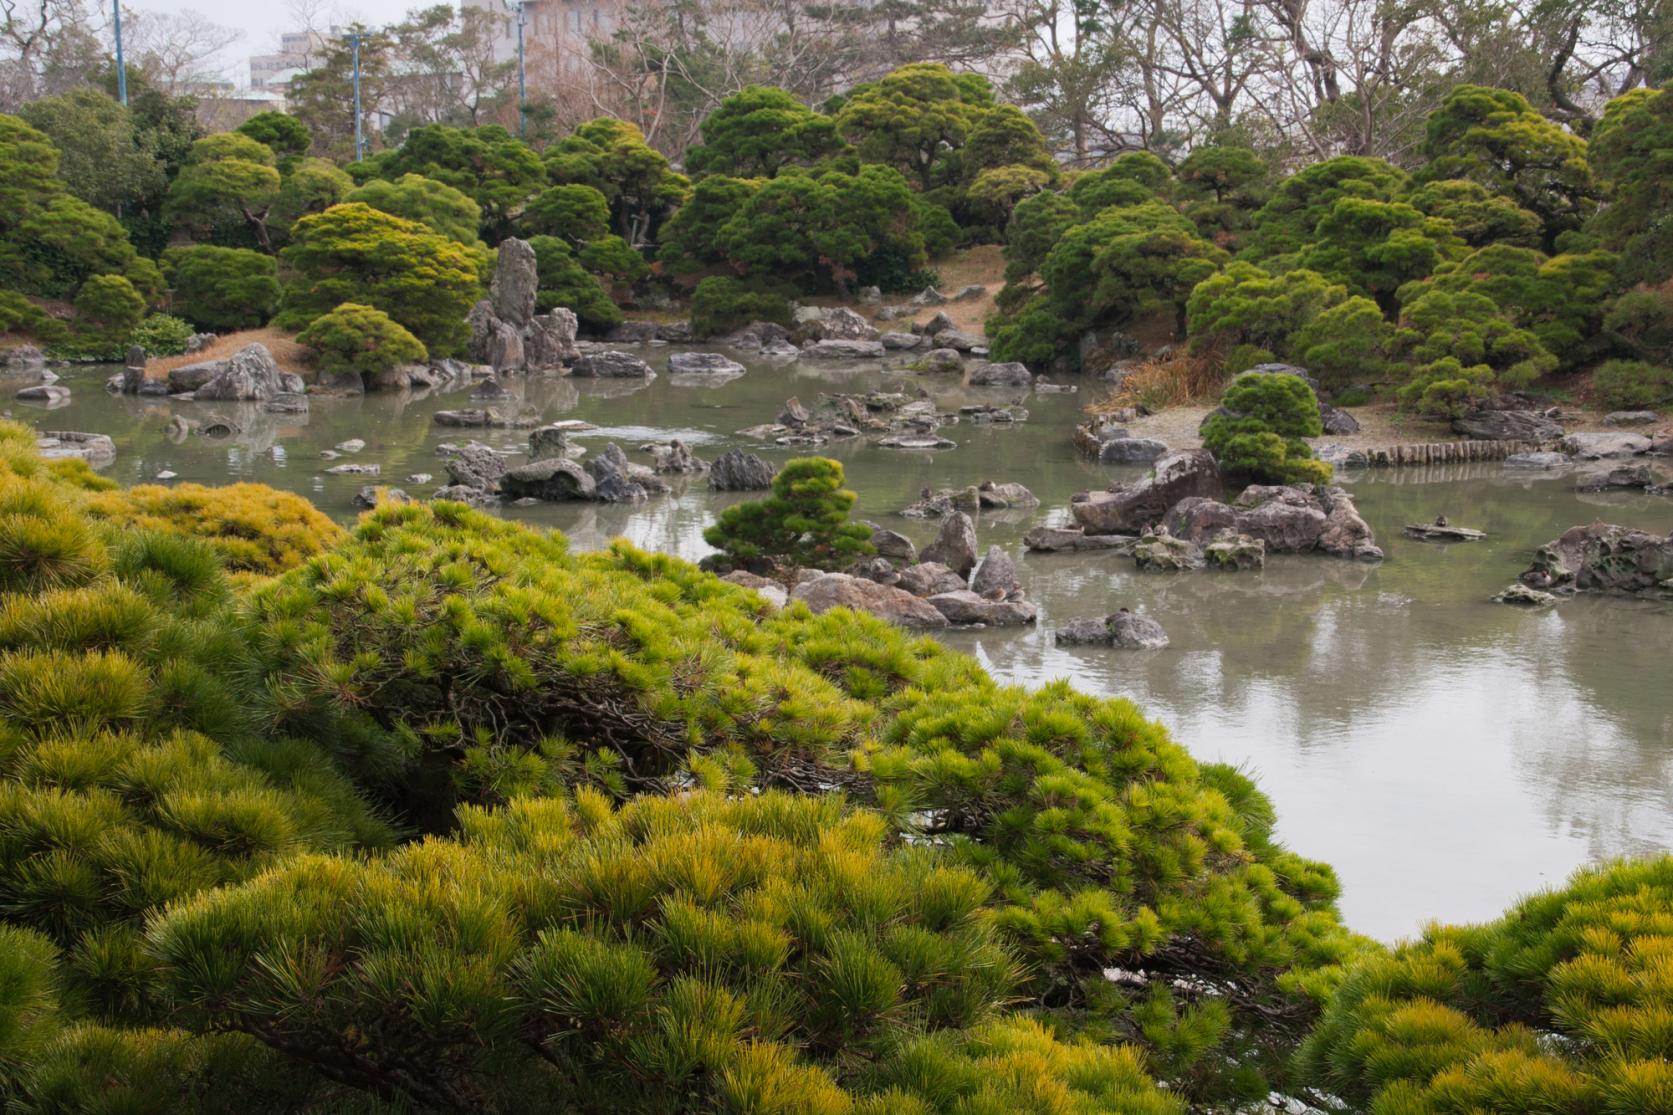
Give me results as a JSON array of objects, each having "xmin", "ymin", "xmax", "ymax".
[{"xmin": 11, "ymin": 351, "xmax": 1672, "ymax": 941}]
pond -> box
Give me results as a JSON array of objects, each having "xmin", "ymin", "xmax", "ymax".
[{"xmin": 15, "ymin": 349, "xmax": 1673, "ymax": 941}]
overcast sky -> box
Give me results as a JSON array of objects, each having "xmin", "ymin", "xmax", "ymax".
[{"xmin": 124, "ymin": 0, "xmax": 450, "ymax": 83}]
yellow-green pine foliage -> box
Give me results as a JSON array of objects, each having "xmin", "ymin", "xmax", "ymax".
[
  {"xmin": 83, "ymin": 481, "xmax": 346, "ymax": 577},
  {"xmin": 0, "ymin": 421, "xmax": 389, "ymax": 1029},
  {"xmin": 148, "ymin": 788, "xmax": 1183, "ymax": 1114},
  {"xmin": 246, "ymin": 498, "xmax": 1370, "ymax": 1104},
  {"xmin": 703, "ymin": 456, "xmax": 875, "ymax": 572},
  {"xmin": 1300, "ymin": 857, "xmax": 1673, "ymax": 1115}
]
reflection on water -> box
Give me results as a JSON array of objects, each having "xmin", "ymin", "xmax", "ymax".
[{"xmin": 14, "ymin": 353, "xmax": 1673, "ymax": 941}]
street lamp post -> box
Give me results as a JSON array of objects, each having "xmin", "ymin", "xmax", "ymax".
[
  {"xmin": 516, "ymin": 1, "xmax": 527, "ymax": 139},
  {"xmin": 112, "ymin": 0, "xmax": 127, "ymax": 105}
]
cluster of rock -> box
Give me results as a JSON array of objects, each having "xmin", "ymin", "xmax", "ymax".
[
  {"xmin": 104, "ymin": 343, "xmax": 310, "ymax": 414},
  {"xmin": 1055, "ymin": 609, "xmax": 1170, "ymax": 649},
  {"xmin": 34, "ymin": 430, "xmax": 115, "ymax": 466},
  {"xmin": 1512, "ymin": 522, "xmax": 1673, "ymax": 600},
  {"xmin": 465, "ymin": 239, "xmax": 580, "ymax": 372},
  {"xmin": 739, "ymin": 392, "xmax": 954, "ymax": 449},
  {"xmin": 789, "ymin": 513, "xmax": 1037, "ymax": 629},
  {"xmin": 900, "ymin": 481, "xmax": 1038, "ymax": 518},
  {"xmin": 1067, "ymin": 449, "xmax": 1382, "ymax": 564},
  {"xmin": 425, "ymin": 423, "xmax": 673, "ymax": 507}
]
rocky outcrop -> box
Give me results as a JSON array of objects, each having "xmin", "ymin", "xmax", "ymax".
[
  {"xmin": 1493, "ymin": 583, "xmax": 1558, "ymax": 606},
  {"xmin": 709, "ymin": 449, "xmax": 777, "ymax": 491},
  {"xmin": 443, "ymin": 443, "xmax": 506, "ymax": 492},
  {"xmin": 14, "ymin": 384, "xmax": 68, "ymax": 404},
  {"xmin": 570, "ymin": 350, "xmax": 654, "ymax": 378},
  {"xmin": 668, "ymin": 351, "xmax": 745, "ymax": 375},
  {"xmin": 1071, "ymin": 450, "xmax": 1222, "ymax": 534},
  {"xmin": 866, "ymin": 524, "xmax": 917, "ymax": 564},
  {"xmin": 933, "ymin": 329, "xmax": 983, "ymax": 352},
  {"xmin": 880, "ymin": 332, "xmax": 922, "ymax": 350},
  {"xmin": 790, "ymin": 573, "xmax": 949, "ymax": 629},
  {"xmin": 1602, "ymin": 410, "xmax": 1659, "ymax": 426},
  {"xmin": 586, "ymin": 443, "xmax": 661, "ymax": 502},
  {"xmin": 1453, "ymin": 408, "xmax": 1565, "ymax": 441},
  {"xmin": 1204, "ymin": 533, "xmax": 1265, "ymax": 570},
  {"xmin": 723, "ymin": 321, "xmax": 795, "ymax": 354},
  {"xmin": 1504, "ymin": 451, "xmax": 1570, "ymax": 468},
  {"xmin": 1315, "ymin": 487, "xmax": 1385, "ymax": 561},
  {"xmin": 1519, "ymin": 522, "xmax": 1673, "ymax": 597},
  {"xmin": 1576, "ymin": 464, "xmax": 1666, "ymax": 492},
  {"xmin": 921, "ymin": 512, "xmax": 978, "ymax": 576},
  {"xmin": 433, "ymin": 409, "xmax": 539, "ymax": 429},
  {"xmin": 467, "ymin": 239, "xmax": 579, "ymax": 371},
  {"xmin": 801, "ymin": 307, "xmax": 880, "ymax": 343},
  {"xmin": 190, "ymin": 343, "xmax": 288, "ymax": 401},
  {"xmin": 1162, "ymin": 497, "xmax": 1239, "ymax": 544},
  {"xmin": 648, "ymin": 440, "xmax": 708, "ymax": 474}
]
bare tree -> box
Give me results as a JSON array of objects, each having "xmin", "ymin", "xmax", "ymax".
[{"xmin": 120, "ymin": 7, "xmax": 242, "ymax": 93}]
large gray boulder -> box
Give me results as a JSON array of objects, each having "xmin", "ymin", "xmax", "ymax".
[
  {"xmin": 1562, "ymin": 431, "xmax": 1652, "ymax": 459},
  {"xmin": 709, "ymin": 449, "xmax": 777, "ymax": 491},
  {"xmin": 1205, "ymin": 533, "xmax": 1266, "ymax": 570},
  {"xmin": 14, "ymin": 384, "xmax": 68, "ymax": 404},
  {"xmin": 1133, "ymin": 533, "xmax": 1205, "ymax": 571},
  {"xmin": 969, "ymin": 545, "xmax": 1021, "ymax": 598},
  {"xmin": 721, "ymin": 571, "xmax": 788, "ymax": 610},
  {"xmin": 442, "ymin": 443, "xmax": 506, "ymax": 492},
  {"xmin": 524, "ymin": 309, "xmax": 579, "ymax": 369},
  {"xmin": 570, "ymin": 350, "xmax": 654, "ymax": 378},
  {"xmin": 1099, "ymin": 437, "xmax": 1169, "ymax": 464},
  {"xmin": 1316, "ymin": 487, "xmax": 1384, "ymax": 561},
  {"xmin": 35, "ymin": 431, "xmax": 115, "ymax": 465},
  {"xmin": 880, "ymin": 332, "xmax": 923, "ymax": 350},
  {"xmin": 499, "ymin": 457, "xmax": 596, "ymax": 500},
  {"xmin": 927, "ymin": 590, "xmax": 1037, "ymax": 626},
  {"xmin": 1023, "ymin": 526, "xmax": 1133, "ymax": 553},
  {"xmin": 468, "ymin": 301, "xmax": 525, "ymax": 371},
  {"xmin": 867, "ymin": 524, "xmax": 917, "ymax": 564},
  {"xmin": 489, "ymin": 237, "xmax": 539, "ymax": 327},
  {"xmin": 919, "ymin": 348, "xmax": 963, "ymax": 374},
  {"xmin": 167, "ymin": 360, "xmax": 224, "ymax": 394},
  {"xmin": 790, "ymin": 573, "xmax": 949, "ymax": 629},
  {"xmin": 1162, "ymin": 497, "xmax": 1239, "ymax": 544},
  {"xmin": 801, "ymin": 339, "xmax": 885, "ymax": 360},
  {"xmin": 529, "ymin": 424, "xmax": 572, "ymax": 461},
  {"xmin": 1231, "ymin": 486, "xmax": 1328, "ymax": 551},
  {"xmin": 1453, "ymin": 408, "xmax": 1565, "ymax": 441},
  {"xmin": 668, "ymin": 351, "xmax": 745, "ymax": 375},
  {"xmin": 1071, "ymin": 449, "xmax": 1222, "ymax": 534},
  {"xmin": 1110, "ymin": 610, "xmax": 1170, "ymax": 649},
  {"xmin": 967, "ymin": 361, "xmax": 1032, "ymax": 387},
  {"xmin": 193, "ymin": 343, "xmax": 286, "ymax": 401},
  {"xmin": 933, "ymin": 329, "xmax": 982, "ymax": 352},
  {"xmin": 895, "ymin": 562, "xmax": 968, "ymax": 597},
  {"xmin": 921, "ymin": 511, "xmax": 978, "ymax": 577},
  {"xmin": 585, "ymin": 443, "xmax": 649, "ymax": 502},
  {"xmin": 1520, "ymin": 522, "xmax": 1673, "ymax": 596},
  {"xmin": 812, "ymin": 307, "xmax": 880, "ymax": 342}
]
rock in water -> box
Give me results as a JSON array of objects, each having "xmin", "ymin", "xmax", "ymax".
[
  {"xmin": 586, "ymin": 443, "xmax": 649, "ymax": 502},
  {"xmin": 866, "ymin": 524, "xmax": 917, "ymax": 564},
  {"xmin": 921, "ymin": 512, "xmax": 978, "ymax": 577},
  {"xmin": 919, "ymin": 348, "xmax": 963, "ymax": 373},
  {"xmin": 443, "ymin": 443, "xmax": 506, "ymax": 492},
  {"xmin": 801, "ymin": 339, "xmax": 885, "ymax": 360},
  {"xmin": 570, "ymin": 351, "xmax": 654, "ymax": 378},
  {"xmin": 1133, "ymin": 533, "xmax": 1205, "ymax": 571},
  {"xmin": 524, "ymin": 309, "xmax": 579, "ymax": 369},
  {"xmin": 1072, "ymin": 449, "xmax": 1222, "ymax": 534},
  {"xmin": 650, "ymin": 440, "xmax": 708, "ymax": 474},
  {"xmin": 1316, "ymin": 487, "xmax": 1384, "ymax": 561},
  {"xmin": 35, "ymin": 431, "xmax": 115, "ymax": 465},
  {"xmin": 812, "ymin": 307, "xmax": 880, "ymax": 342},
  {"xmin": 1562, "ymin": 432, "xmax": 1653, "ymax": 459},
  {"xmin": 1204, "ymin": 532, "xmax": 1265, "ymax": 570},
  {"xmin": 1493, "ymin": 583, "xmax": 1558, "ymax": 606},
  {"xmin": 1163, "ymin": 497, "xmax": 1239, "ymax": 544},
  {"xmin": 499, "ymin": 458, "xmax": 596, "ymax": 500},
  {"xmin": 1110, "ymin": 610, "xmax": 1170, "ymax": 649},
  {"xmin": 192, "ymin": 343, "xmax": 285, "ymax": 401},
  {"xmin": 895, "ymin": 563, "xmax": 967, "ymax": 598},
  {"xmin": 1023, "ymin": 526, "xmax": 1134, "ymax": 553},
  {"xmin": 1055, "ymin": 616, "xmax": 1115, "ymax": 645},
  {"xmin": 489, "ymin": 237, "xmax": 538, "ymax": 327},
  {"xmin": 790, "ymin": 573, "xmax": 949, "ymax": 629},
  {"xmin": 14, "ymin": 384, "xmax": 69, "ymax": 404},
  {"xmin": 967, "ymin": 361, "xmax": 1032, "ymax": 387},
  {"xmin": 927, "ymin": 590, "xmax": 1037, "ymax": 626},
  {"xmin": 668, "ymin": 351, "xmax": 745, "ymax": 375},
  {"xmin": 969, "ymin": 545, "xmax": 1021, "ymax": 598},
  {"xmin": 880, "ymin": 332, "xmax": 922, "ymax": 350},
  {"xmin": 1520, "ymin": 523, "xmax": 1673, "ymax": 596},
  {"xmin": 977, "ymin": 481, "xmax": 1038, "ymax": 508},
  {"xmin": 709, "ymin": 449, "xmax": 777, "ymax": 491}
]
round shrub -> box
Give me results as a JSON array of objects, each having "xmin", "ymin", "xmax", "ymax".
[
  {"xmin": 83, "ymin": 482, "xmax": 346, "ymax": 576},
  {"xmin": 521, "ymin": 182, "xmax": 610, "ymax": 243},
  {"xmin": 344, "ymin": 173, "xmax": 482, "ymax": 245},
  {"xmin": 160, "ymin": 245, "xmax": 281, "ymax": 332},
  {"xmin": 689, "ymin": 275, "xmax": 793, "ymax": 339},
  {"xmin": 67, "ymin": 273, "xmax": 145, "ymax": 358},
  {"xmin": 130, "ymin": 313, "xmax": 192, "ymax": 357},
  {"xmin": 1590, "ymin": 359, "xmax": 1673, "ymax": 410},
  {"xmin": 703, "ymin": 457, "xmax": 873, "ymax": 572},
  {"xmin": 296, "ymin": 301, "xmax": 428, "ymax": 385},
  {"xmin": 1202, "ymin": 372, "xmax": 1332, "ymax": 485},
  {"xmin": 0, "ymin": 290, "xmax": 67, "ymax": 345}
]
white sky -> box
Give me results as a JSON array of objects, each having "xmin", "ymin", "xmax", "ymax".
[{"xmin": 122, "ymin": 0, "xmax": 445, "ymax": 83}]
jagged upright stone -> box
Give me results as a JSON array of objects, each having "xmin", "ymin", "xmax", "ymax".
[
  {"xmin": 490, "ymin": 238, "xmax": 539, "ymax": 327},
  {"xmin": 921, "ymin": 512, "xmax": 978, "ymax": 578}
]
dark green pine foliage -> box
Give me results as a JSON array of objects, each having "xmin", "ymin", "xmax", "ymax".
[
  {"xmin": 1201, "ymin": 372, "xmax": 1333, "ymax": 486},
  {"xmin": 703, "ymin": 457, "xmax": 874, "ymax": 574}
]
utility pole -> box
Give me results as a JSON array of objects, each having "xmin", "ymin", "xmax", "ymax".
[
  {"xmin": 112, "ymin": 0, "xmax": 127, "ymax": 105},
  {"xmin": 347, "ymin": 30, "xmax": 364, "ymax": 162},
  {"xmin": 516, "ymin": 1, "xmax": 527, "ymax": 139}
]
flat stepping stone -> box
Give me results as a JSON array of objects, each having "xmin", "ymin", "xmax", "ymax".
[{"xmin": 1404, "ymin": 523, "xmax": 1486, "ymax": 542}]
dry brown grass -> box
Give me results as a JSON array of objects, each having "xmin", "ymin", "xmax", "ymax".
[
  {"xmin": 144, "ymin": 328, "xmax": 312, "ymax": 380},
  {"xmin": 1089, "ymin": 352, "xmax": 1225, "ymax": 415}
]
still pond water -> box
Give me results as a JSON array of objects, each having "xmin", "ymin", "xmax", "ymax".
[{"xmin": 14, "ymin": 350, "xmax": 1673, "ymax": 941}]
